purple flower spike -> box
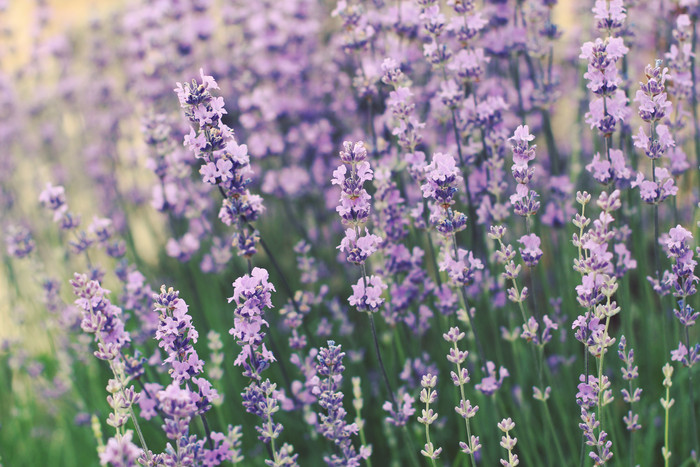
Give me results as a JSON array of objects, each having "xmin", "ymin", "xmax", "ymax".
[
  {"xmin": 154, "ymin": 286, "xmax": 205, "ymax": 384},
  {"xmin": 99, "ymin": 431, "xmax": 142, "ymax": 467},
  {"xmin": 175, "ymin": 70, "xmax": 262, "ymax": 257},
  {"xmin": 349, "ymin": 276, "xmax": 387, "ymax": 313},
  {"xmin": 334, "ymin": 141, "xmax": 374, "ymax": 228},
  {"xmin": 312, "ymin": 341, "xmax": 370, "ymax": 465},
  {"xmin": 228, "ymin": 267, "xmax": 276, "ymax": 379},
  {"xmin": 518, "ymin": 234, "xmax": 543, "ymax": 267},
  {"xmin": 475, "ymin": 361, "xmax": 509, "ymax": 396},
  {"xmin": 422, "ymin": 152, "xmax": 469, "ymax": 236}
]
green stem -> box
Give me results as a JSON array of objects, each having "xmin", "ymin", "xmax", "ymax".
[
  {"xmin": 453, "ymin": 340, "xmax": 477, "ymax": 467},
  {"xmin": 543, "ymin": 399, "xmax": 567, "ymax": 466},
  {"xmin": 684, "ymin": 325, "xmax": 700, "ymax": 454},
  {"xmin": 451, "ymin": 234, "xmax": 486, "ymax": 365}
]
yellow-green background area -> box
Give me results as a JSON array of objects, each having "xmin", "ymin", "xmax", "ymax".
[
  {"xmin": 0, "ymin": 0, "xmax": 580, "ymax": 343},
  {"xmin": 2, "ymin": 0, "xmax": 122, "ymax": 67},
  {"xmin": 1, "ymin": 0, "xmax": 135, "ymax": 343}
]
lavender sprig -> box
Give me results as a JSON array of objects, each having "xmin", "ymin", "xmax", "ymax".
[
  {"xmin": 633, "ymin": 61, "xmax": 677, "ymax": 282},
  {"xmin": 70, "ymin": 273, "xmax": 150, "ymax": 464},
  {"xmin": 228, "ymin": 267, "xmax": 297, "ymax": 466},
  {"xmin": 618, "ymin": 335, "xmax": 641, "ymax": 465},
  {"xmin": 497, "ymin": 418, "xmax": 519, "ymax": 467},
  {"xmin": 417, "ymin": 373, "xmax": 441, "ymax": 465},
  {"xmin": 664, "ymin": 226, "xmax": 700, "ymax": 455},
  {"xmin": 175, "ymin": 69, "xmax": 263, "ymax": 258},
  {"xmin": 443, "ymin": 326, "xmax": 479, "ymax": 467},
  {"xmin": 312, "ymin": 341, "xmax": 370, "ymax": 466}
]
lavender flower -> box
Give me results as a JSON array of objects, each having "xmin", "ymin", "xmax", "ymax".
[
  {"xmin": 497, "ymin": 418, "xmax": 519, "ymax": 467},
  {"xmin": 333, "ymin": 141, "xmax": 373, "ymax": 228},
  {"xmin": 241, "ymin": 379, "xmax": 299, "ymax": 466},
  {"xmin": 580, "ymin": 0, "xmax": 630, "ymax": 137},
  {"xmin": 632, "ymin": 62, "xmax": 678, "ymax": 205},
  {"xmin": 417, "ymin": 373, "xmax": 442, "ymax": 463},
  {"xmin": 228, "ymin": 267, "xmax": 276, "ymax": 380},
  {"xmin": 509, "ymin": 125, "xmax": 540, "ymax": 219},
  {"xmin": 175, "ymin": 70, "xmax": 263, "ymax": 257},
  {"xmin": 475, "ymin": 361, "xmax": 509, "ymax": 396},
  {"xmin": 422, "ymin": 152, "xmax": 468, "ymax": 236},
  {"xmin": 154, "ymin": 286, "xmax": 205, "ymax": 384},
  {"xmin": 661, "ymin": 363, "xmax": 675, "ymax": 464},
  {"xmin": 443, "ymin": 326, "xmax": 480, "ymax": 460},
  {"xmin": 382, "ymin": 390, "xmax": 416, "ymax": 427},
  {"xmin": 312, "ymin": 341, "xmax": 370, "ymax": 466},
  {"xmin": 4, "ymin": 225, "xmax": 35, "ymax": 258},
  {"xmin": 99, "ymin": 431, "xmax": 141, "ymax": 467},
  {"xmin": 618, "ymin": 336, "xmax": 642, "ymax": 432},
  {"xmin": 518, "ymin": 234, "xmax": 543, "ymax": 268},
  {"xmin": 348, "ymin": 275, "xmax": 387, "ymax": 313}
]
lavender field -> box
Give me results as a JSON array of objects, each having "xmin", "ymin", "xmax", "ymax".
[{"xmin": 2, "ymin": 0, "xmax": 700, "ymax": 465}]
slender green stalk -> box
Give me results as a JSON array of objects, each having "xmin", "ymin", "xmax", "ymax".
[
  {"xmin": 542, "ymin": 399, "xmax": 567, "ymax": 466},
  {"xmin": 95, "ymin": 331, "xmax": 151, "ymax": 462},
  {"xmin": 451, "ymin": 234, "xmax": 486, "ymax": 365},
  {"xmin": 661, "ymin": 364, "xmax": 675, "ymax": 467},
  {"xmin": 451, "ymin": 339, "xmax": 477, "ymax": 467},
  {"xmin": 199, "ymin": 413, "xmax": 214, "ymax": 451},
  {"xmin": 368, "ymin": 311, "xmax": 396, "ymax": 407},
  {"xmin": 352, "ymin": 377, "xmax": 372, "ymax": 467}
]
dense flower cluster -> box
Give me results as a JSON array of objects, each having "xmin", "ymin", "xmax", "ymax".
[
  {"xmin": 312, "ymin": 341, "xmax": 370, "ymax": 466},
  {"xmin": 6, "ymin": 0, "xmax": 700, "ymax": 466},
  {"xmin": 334, "ymin": 141, "xmax": 387, "ymax": 313},
  {"xmin": 580, "ymin": 1, "xmax": 630, "ymax": 136},
  {"xmin": 176, "ymin": 70, "xmax": 263, "ymax": 257},
  {"xmin": 632, "ymin": 62, "xmax": 679, "ymax": 204},
  {"xmin": 509, "ymin": 125, "xmax": 539, "ymax": 219},
  {"xmin": 228, "ymin": 267, "xmax": 276, "ymax": 379}
]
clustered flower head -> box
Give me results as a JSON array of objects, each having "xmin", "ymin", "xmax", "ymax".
[
  {"xmin": 585, "ymin": 149, "xmax": 632, "ymax": 186},
  {"xmin": 509, "ymin": 125, "xmax": 540, "ymax": 218},
  {"xmin": 490, "ymin": 224, "xmax": 535, "ymax": 308},
  {"xmin": 175, "ymin": 69, "xmax": 263, "ymax": 257},
  {"xmin": 346, "ymin": 274, "xmax": 386, "ymax": 313},
  {"xmin": 578, "ymin": 0, "xmax": 630, "ymax": 156},
  {"xmin": 229, "ymin": 267, "xmax": 297, "ymax": 466},
  {"xmin": 580, "ymin": 36, "xmax": 630, "ymax": 135},
  {"xmin": 39, "ymin": 183, "xmax": 99, "ymax": 255},
  {"xmin": 333, "ymin": 141, "xmax": 373, "ymax": 228},
  {"xmin": 443, "ymin": 326, "xmax": 481, "ymax": 457},
  {"xmin": 518, "ymin": 233, "xmax": 543, "ymax": 268},
  {"xmin": 631, "ymin": 62, "xmax": 678, "ymax": 205},
  {"xmin": 521, "ymin": 315, "xmax": 558, "ymax": 346},
  {"xmin": 664, "ymin": 225, "xmax": 700, "ymax": 367},
  {"xmin": 475, "ymin": 361, "xmax": 509, "ymax": 396},
  {"xmin": 71, "ymin": 274, "xmax": 145, "ymax": 464},
  {"xmin": 617, "ymin": 336, "xmax": 642, "ymax": 432},
  {"xmin": 154, "ymin": 286, "xmax": 204, "ymax": 383},
  {"xmin": 382, "ymin": 59, "xmax": 426, "ymax": 177},
  {"xmin": 71, "ymin": 273, "xmax": 131, "ymax": 360},
  {"xmin": 417, "ymin": 373, "xmax": 442, "ymax": 461},
  {"xmin": 334, "ymin": 141, "xmax": 387, "ymax": 313},
  {"xmin": 241, "ymin": 380, "xmax": 299, "ymax": 466},
  {"xmin": 422, "ymin": 152, "xmax": 468, "ymax": 236},
  {"xmin": 228, "ymin": 267, "xmax": 277, "ymax": 379},
  {"xmin": 311, "ymin": 341, "xmax": 370, "ymax": 466},
  {"xmin": 4, "ymin": 225, "xmax": 35, "ymax": 259},
  {"xmin": 497, "ymin": 417, "xmax": 519, "ymax": 467}
]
